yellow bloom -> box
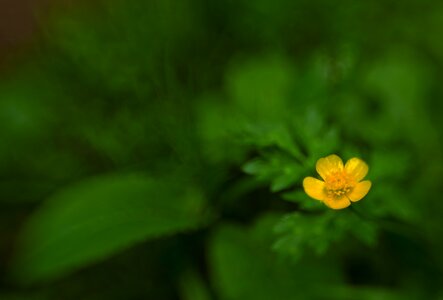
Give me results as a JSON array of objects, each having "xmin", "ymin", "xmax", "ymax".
[{"xmin": 303, "ymin": 154, "xmax": 371, "ymax": 210}]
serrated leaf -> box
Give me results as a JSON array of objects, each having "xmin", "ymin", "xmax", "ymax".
[
  {"xmin": 242, "ymin": 123, "xmax": 304, "ymax": 160},
  {"xmin": 14, "ymin": 173, "xmax": 207, "ymax": 283},
  {"xmin": 281, "ymin": 190, "xmax": 325, "ymax": 211},
  {"xmin": 273, "ymin": 211, "xmax": 347, "ymax": 259},
  {"xmin": 242, "ymin": 158, "xmax": 266, "ymax": 175},
  {"xmin": 208, "ymin": 215, "xmax": 344, "ymax": 300},
  {"xmin": 270, "ymin": 174, "xmax": 297, "ymax": 192},
  {"xmin": 273, "ymin": 210, "xmax": 376, "ymax": 259},
  {"xmin": 243, "ymin": 150, "xmax": 304, "ymax": 193}
]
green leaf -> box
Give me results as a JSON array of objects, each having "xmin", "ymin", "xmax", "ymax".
[
  {"xmin": 242, "ymin": 151, "xmax": 305, "ymax": 192},
  {"xmin": 273, "ymin": 210, "xmax": 378, "ymax": 259},
  {"xmin": 208, "ymin": 214, "xmax": 344, "ymax": 300},
  {"xmin": 14, "ymin": 173, "xmax": 208, "ymax": 283},
  {"xmin": 242, "ymin": 123, "xmax": 304, "ymax": 160},
  {"xmin": 281, "ymin": 190, "xmax": 325, "ymax": 211},
  {"xmin": 270, "ymin": 172, "xmax": 298, "ymax": 192},
  {"xmin": 242, "ymin": 158, "xmax": 267, "ymax": 175}
]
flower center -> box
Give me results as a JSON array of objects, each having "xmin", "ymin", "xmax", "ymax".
[{"xmin": 324, "ymin": 171, "xmax": 355, "ymax": 198}]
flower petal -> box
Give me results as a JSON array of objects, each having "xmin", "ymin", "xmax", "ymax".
[
  {"xmin": 323, "ymin": 196, "xmax": 351, "ymax": 210},
  {"xmin": 316, "ymin": 154, "xmax": 344, "ymax": 180},
  {"xmin": 302, "ymin": 177, "xmax": 325, "ymax": 201},
  {"xmin": 348, "ymin": 180, "xmax": 371, "ymax": 202},
  {"xmin": 345, "ymin": 157, "xmax": 369, "ymax": 182}
]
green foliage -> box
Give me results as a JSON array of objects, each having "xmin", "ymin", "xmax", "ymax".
[
  {"xmin": 208, "ymin": 214, "xmax": 345, "ymax": 300},
  {"xmin": 0, "ymin": 0, "xmax": 442, "ymax": 298},
  {"xmin": 243, "ymin": 150, "xmax": 303, "ymax": 192},
  {"xmin": 274, "ymin": 210, "xmax": 377, "ymax": 260},
  {"xmin": 14, "ymin": 173, "xmax": 208, "ymax": 283},
  {"xmin": 50, "ymin": 0, "xmax": 201, "ymax": 93}
]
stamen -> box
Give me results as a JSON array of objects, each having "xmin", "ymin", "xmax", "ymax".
[{"xmin": 324, "ymin": 171, "xmax": 355, "ymax": 198}]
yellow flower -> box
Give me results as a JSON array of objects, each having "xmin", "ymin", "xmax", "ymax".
[{"xmin": 303, "ymin": 154, "xmax": 371, "ymax": 210}]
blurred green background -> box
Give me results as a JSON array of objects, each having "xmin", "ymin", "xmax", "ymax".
[{"xmin": 1, "ymin": 0, "xmax": 443, "ymax": 299}]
